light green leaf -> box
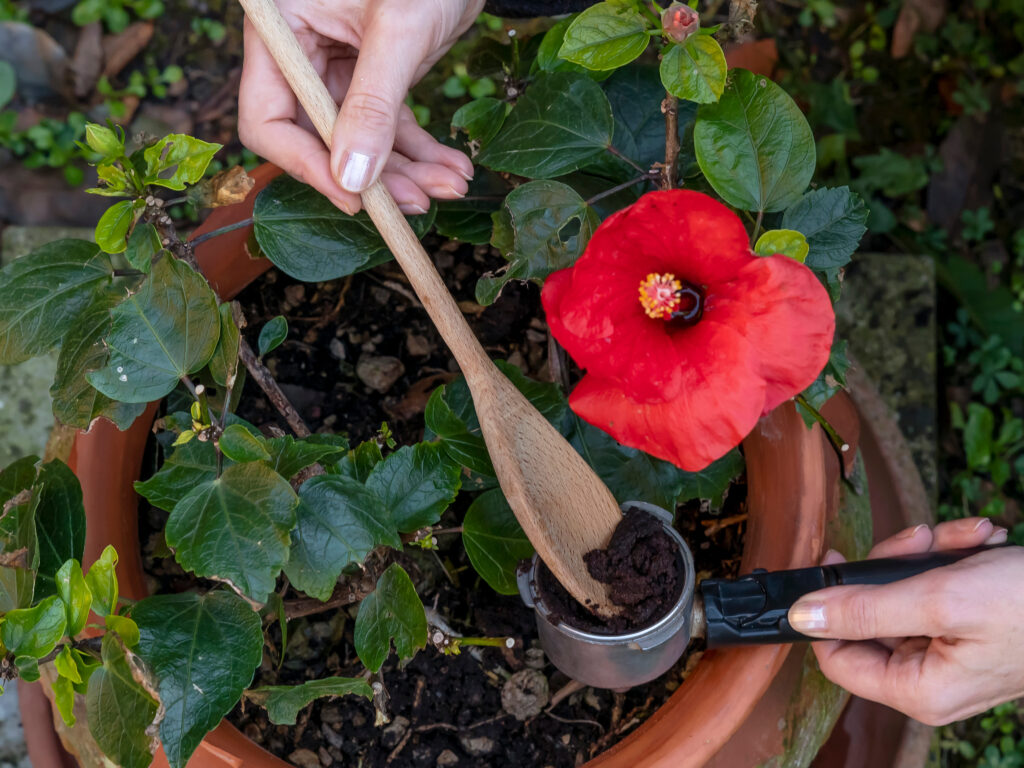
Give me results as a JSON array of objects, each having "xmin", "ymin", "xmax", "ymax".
[
  {"xmin": 0, "ymin": 240, "xmax": 113, "ymax": 365},
  {"xmin": 133, "ymin": 591, "xmax": 263, "ymax": 768},
  {"xmin": 85, "ymin": 545, "xmax": 118, "ymax": 617},
  {"xmin": 462, "ymin": 489, "xmax": 534, "ymax": 595},
  {"xmin": 85, "ymin": 633, "xmax": 159, "ymax": 768},
  {"xmin": 15, "ymin": 655, "xmax": 39, "ymax": 682},
  {"xmin": 165, "ymin": 462, "xmax": 299, "ymax": 601},
  {"xmin": 694, "ymin": 69, "xmax": 815, "ymax": 212},
  {"xmin": 1, "ymin": 596, "xmax": 67, "ymax": 658},
  {"xmin": 143, "ymin": 134, "xmax": 222, "ymax": 190},
  {"xmin": 781, "ymin": 186, "xmax": 869, "ymax": 270},
  {"xmin": 95, "ymin": 200, "xmax": 140, "ymax": 254},
  {"xmin": 253, "ymin": 175, "xmax": 435, "ymax": 282},
  {"xmin": 53, "ymin": 674, "xmax": 76, "ymax": 726},
  {"xmin": 284, "ymin": 475, "xmax": 401, "ymax": 601},
  {"xmin": 105, "ymin": 614, "xmax": 140, "ymax": 647},
  {"xmin": 534, "ymin": 17, "xmax": 591, "ymax": 75},
  {"xmin": 365, "ymin": 443, "xmax": 461, "ymax": 533},
  {"xmin": 84, "ymin": 123, "xmax": 123, "ymax": 158},
  {"xmin": 258, "ymin": 316, "xmax": 288, "ymax": 356},
  {"xmin": 88, "ymin": 255, "xmax": 221, "ymax": 403},
  {"xmin": 559, "ymin": 3, "xmax": 649, "ymax": 71},
  {"xmin": 55, "ymin": 559, "xmax": 92, "ymax": 637},
  {"xmin": 477, "ymin": 72, "xmax": 614, "ymax": 179},
  {"xmin": 452, "ymin": 98, "xmax": 508, "ymax": 147},
  {"xmin": 0, "ymin": 61, "xmax": 16, "ymax": 110},
  {"xmin": 250, "ymin": 678, "xmax": 373, "ymax": 725},
  {"xmin": 354, "ymin": 564, "xmax": 427, "ymax": 673},
  {"xmin": 209, "ymin": 303, "xmax": 240, "ymax": 388},
  {"xmin": 218, "ymin": 424, "xmax": 271, "ymax": 463},
  {"xmin": 754, "ymin": 229, "xmax": 809, "ymax": 262},
  {"xmin": 55, "ymin": 644, "xmax": 83, "ymax": 683},
  {"xmin": 659, "ymin": 35, "xmax": 727, "ymax": 104},
  {"xmin": 124, "ymin": 222, "xmax": 162, "ymax": 273},
  {"xmin": 32, "ymin": 460, "xmax": 86, "ymax": 600},
  {"xmin": 478, "ymin": 180, "xmax": 598, "ymax": 306}
]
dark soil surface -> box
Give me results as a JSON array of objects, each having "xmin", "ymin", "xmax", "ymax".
[{"xmin": 138, "ymin": 239, "xmax": 749, "ymax": 768}]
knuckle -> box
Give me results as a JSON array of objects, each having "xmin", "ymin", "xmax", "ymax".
[
  {"xmin": 343, "ymin": 92, "xmax": 397, "ymax": 132},
  {"xmin": 841, "ymin": 591, "xmax": 881, "ymax": 637}
]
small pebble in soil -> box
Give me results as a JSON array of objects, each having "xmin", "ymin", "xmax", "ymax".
[
  {"xmin": 436, "ymin": 749, "xmax": 460, "ymax": 766},
  {"xmin": 288, "ymin": 747, "xmax": 320, "ymax": 768},
  {"xmin": 501, "ymin": 668, "xmax": 550, "ymax": 721},
  {"xmin": 356, "ymin": 355, "xmax": 405, "ymax": 393},
  {"xmin": 381, "ymin": 715, "xmax": 410, "ymax": 749},
  {"xmin": 458, "ymin": 733, "xmax": 497, "ymax": 757}
]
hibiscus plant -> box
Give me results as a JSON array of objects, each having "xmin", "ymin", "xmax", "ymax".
[{"xmin": 0, "ymin": 3, "xmax": 866, "ymax": 767}]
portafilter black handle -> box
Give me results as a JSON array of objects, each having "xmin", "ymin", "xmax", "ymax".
[{"xmin": 700, "ymin": 545, "xmax": 1003, "ymax": 647}]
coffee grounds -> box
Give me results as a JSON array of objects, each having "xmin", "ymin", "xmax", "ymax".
[{"xmin": 536, "ymin": 507, "xmax": 683, "ymax": 634}]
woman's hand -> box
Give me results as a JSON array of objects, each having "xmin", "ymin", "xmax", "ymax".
[
  {"xmin": 239, "ymin": 0, "xmax": 485, "ymax": 215},
  {"xmin": 788, "ymin": 518, "xmax": 1021, "ymax": 725}
]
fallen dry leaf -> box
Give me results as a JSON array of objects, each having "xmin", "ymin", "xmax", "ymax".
[
  {"xmin": 102, "ymin": 21, "xmax": 154, "ymax": 79},
  {"xmin": 384, "ymin": 372, "xmax": 457, "ymax": 422},
  {"xmin": 891, "ymin": 0, "xmax": 947, "ymax": 59},
  {"xmin": 70, "ymin": 22, "xmax": 103, "ymax": 99},
  {"xmin": 190, "ymin": 166, "xmax": 255, "ymax": 208}
]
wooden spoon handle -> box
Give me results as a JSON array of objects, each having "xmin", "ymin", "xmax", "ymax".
[{"xmin": 238, "ymin": 0, "xmax": 491, "ymax": 374}]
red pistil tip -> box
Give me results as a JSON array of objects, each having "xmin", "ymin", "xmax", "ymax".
[{"xmin": 639, "ymin": 272, "xmax": 683, "ymax": 320}]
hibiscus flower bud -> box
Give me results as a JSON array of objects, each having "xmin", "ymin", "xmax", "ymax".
[{"xmin": 662, "ymin": 2, "xmax": 700, "ymax": 44}]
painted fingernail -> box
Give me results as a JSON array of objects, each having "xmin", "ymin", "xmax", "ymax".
[
  {"xmin": 985, "ymin": 527, "xmax": 1008, "ymax": 545},
  {"xmin": 897, "ymin": 524, "xmax": 929, "ymax": 540},
  {"xmin": 789, "ymin": 601, "xmax": 828, "ymax": 633},
  {"xmin": 972, "ymin": 518, "xmax": 994, "ymax": 533},
  {"xmin": 339, "ymin": 150, "xmax": 375, "ymax": 193}
]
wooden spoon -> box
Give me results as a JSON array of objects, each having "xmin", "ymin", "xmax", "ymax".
[{"xmin": 238, "ymin": 0, "xmax": 623, "ymax": 617}]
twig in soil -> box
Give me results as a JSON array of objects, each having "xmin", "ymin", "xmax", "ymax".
[
  {"xmin": 548, "ymin": 335, "xmax": 571, "ymax": 392},
  {"xmin": 701, "ymin": 513, "xmax": 748, "ymax": 536},
  {"xmin": 662, "ymin": 94, "xmax": 680, "ymax": 190},
  {"xmin": 545, "ymin": 710, "xmax": 603, "ymax": 729},
  {"xmin": 283, "ymin": 569, "xmax": 378, "ymax": 620},
  {"xmin": 238, "ymin": 336, "xmax": 311, "ymax": 438},
  {"xmin": 547, "ymin": 679, "xmax": 587, "ymax": 711}
]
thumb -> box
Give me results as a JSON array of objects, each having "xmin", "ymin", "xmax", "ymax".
[{"xmin": 331, "ymin": 21, "xmax": 427, "ymax": 193}]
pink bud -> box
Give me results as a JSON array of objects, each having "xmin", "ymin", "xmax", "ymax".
[{"xmin": 662, "ymin": 2, "xmax": 700, "ymax": 43}]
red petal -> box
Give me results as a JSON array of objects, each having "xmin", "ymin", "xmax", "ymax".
[{"xmin": 703, "ymin": 254, "xmax": 835, "ymax": 412}]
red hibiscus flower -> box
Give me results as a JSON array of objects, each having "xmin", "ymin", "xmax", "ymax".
[{"xmin": 541, "ymin": 190, "xmax": 835, "ymax": 471}]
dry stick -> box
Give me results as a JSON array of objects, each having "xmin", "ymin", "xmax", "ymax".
[
  {"xmin": 238, "ymin": 336, "xmax": 311, "ymax": 438},
  {"xmin": 662, "ymin": 94, "xmax": 680, "ymax": 190}
]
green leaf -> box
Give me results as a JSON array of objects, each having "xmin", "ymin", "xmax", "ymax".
[
  {"xmin": 354, "ymin": 564, "xmax": 427, "ymax": 673},
  {"xmin": 477, "ymin": 72, "xmax": 614, "ymax": 179},
  {"xmin": 0, "ymin": 61, "xmax": 16, "ymax": 111},
  {"xmin": 478, "ymin": 180, "xmax": 598, "ymax": 306},
  {"xmin": 754, "ymin": 229, "xmax": 809, "ymax": 262},
  {"xmin": 694, "ymin": 69, "xmax": 815, "ymax": 213},
  {"xmin": 250, "ymin": 678, "xmax": 373, "ymax": 725},
  {"xmin": 218, "ymin": 424, "xmax": 271, "ymax": 463},
  {"xmin": 462, "ymin": 489, "xmax": 534, "ymax": 595},
  {"xmin": 266, "ymin": 435, "xmax": 349, "ymax": 480},
  {"xmin": 55, "ymin": 559, "xmax": 92, "ymax": 637},
  {"xmin": 433, "ymin": 172, "xmax": 506, "ymax": 245},
  {"xmin": 660, "ymin": 35, "xmax": 727, "ymax": 104},
  {"xmin": 53, "ymin": 674, "xmax": 76, "ymax": 726},
  {"xmin": 253, "ymin": 175, "xmax": 435, "ymax": 282},
  {"xmin": 676, "ymin": 448, "xmax": 746, "ymax": 506},
  {"xmin": 50, "ymin": 286, "xmax": 145, "ymax": 431},
  {"xmin": 95, "ymin": 200, "xmax": 140, "ymax": 254},
  {"xmin": 133, "ymin": 591, "xmax": 262, "ymax": 768},
  {"xmin": 338, "ymin": 440, "xmax": 384, "ymax": 483},
  {"xmin": 534, "ymin": 18, "xmax": 591, "ymax": 75},
  {"xmin": 258, "ymin": 315, "xmax": 288, "ymax": 356},
  {"xmin": 0, "ymin": 455, "xmax": 38, "ymax": 505},
  {"xmin": 32, "ymin": 460, "xmax": 86, "ymax": 600},
  {"xmin": 209, "ymin": 302, "xmax": 241, "ymax": 388},
  {"xmin": 85, "ymin": 545, "xmax": 118, "ymax": 617},
  {"xmin": 142, "ymin": 134, "xmax": 222, "ymax": 190},
  {"xmin": 84, "ymin": 123, "xmax": 123, "ymax": 158},
  {"xmin": 1, "ymin": 596, "xmax": 66, "ymax": 658},
  {"xmin": 55, "ymin": 644, "xmax": 83, "ymax": 683},
  {"xmin": 365, "ymin": 443, "xmax": 461, "ymax": 533},
  {"xmin": 0, "ymin": 240, "xmax": 113, "ymax": 365},
  {"xmin": 781, "ymin": 187, "xmax": 869, "ymax": 270},
  {"xmin": 125, "ymin": 223, "xmax": 162, "ymax": 273},
  {"xmin": 105, "ymin": 614, "xmax": 140, "ymax": 647},
  {"xmin": 284, "ymin": 475, "xmax": 401, "ymax": 601},
  {"xmin": 0, "ymin": 460, "xmax": 39, "ymax": 612},
  {"xmin": 963, "ymin": 403, "xmax": 995, "ymax": 470},
  {"xmin": 165, "ymin": 462, "xmax": 299, "ymax": 601},
  {"xmin": 86, "ymin": 633, "xmax": 159, "ymax": 768},
  {"xmin": 16, "ymin": 655, "xmax": 40, "ymax": 682},
  {"xmin": 559, "ymin": 3, "xmax": 649, "ymax": 71},
  {"xmin": 88, "ymin": 256, "xmax": 221, "ymax": 403},
  {"xmin": 423, "ymin": 385, "xmax": 494, "ymax": 478},
  {"xmin": 798, "ymin": 339, "xmax": 850, "ymax": 426},
  {"xmin": 135, "ymin": 434, "xmax": 218, "ymax": 512},
  {"xmin": 452, "ymin": 98, "xmax": 508, "ymax": 147}
]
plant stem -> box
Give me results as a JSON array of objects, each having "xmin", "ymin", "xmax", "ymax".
[
  {"xmin": 238, "ymin": 337, "xmax": 311, "ymax": 438},
  {"xmin": 584, "ymin": 175, "xmax": 653, "ymax": 207},
  {"xmin": 189, "ymin": 217, "xmax": 255, "ymax": 247},
  {"xmin": 458, "ymin": 636, "xmax": 515, "ymax": 649},
  {"xmin": 662, "ymin": 94, "xmax": 680, "ymax": 190},
  {"xmin": 604, "ymin": 144, "xmax": 648, "ymax": 175},
  {"xmin": 795, "ymin": 394, "xmax": 850, "ymax": 458},
  {"xmin": 112, "ymin": 268, "xmax": 145, "ymax": 278},
  {"xmin": 751, "ymin": 209, "xmax": 764, "ymax": 247}
]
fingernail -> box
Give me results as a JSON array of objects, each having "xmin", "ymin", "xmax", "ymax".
[
  {"xmin": 972, "ymin": 518, "xmax": 994, "ymax": 534},
  {"xmin": 338, "ymin": 150, "xmax": 375, "ymax": 193},
  {"xmin": 985, "ymin": 527, "xmax": 1008, "ymax": 545},
  {"xmin": 897, "ymin": 524, "xmax": 929, "ymax": 540},
  {"xmin": 821, "ymin": 548, "xmax": 845, "ymax": 566},
  {"xmin": 459, "ymin": 169, "xmax": 474, "ymax": 181},
  {"xmin": 789, "ymin": 600, "xmax": 828, "ymax": 633},
  {"xmin": 402, "ymin": 204, "xmax": 429, "ymax": 215},
  {"xmin": 445, "ymin": 185, "xmax": 466, "ymax": 198}
]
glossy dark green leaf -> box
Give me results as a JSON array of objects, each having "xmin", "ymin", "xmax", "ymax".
[
  {"xmin": 798, "ymin": 339, "xmax": 851, "ymax": 427},
  {"xmin": 124, "ymin": 222, "xmax": 162, "ymax": 273},
  {"xmin": 0, "ymin": 458, "xmax": 39, "ymax": 612},
  {"xmin": 478, "ymin": 180, "xmax": 598, "ymax": 306},
  {"xmin": 253, "ymin": 176, "xmax": 435, "ymax": 282},
  {"xmin": 0, "ymin": 240, "xmax": 113, "ymax": 365},
  {"xmin": 1, "ymin": 595, "xmax": 66, "ymax": 658},
  {"xmin": 423, "ymin": 386, "xmax": 494, "ymax": 478},
  {"xmin": 0, "ymin": 455, "xmax": 38, "ymax": 504},
  {"xmin": 337, "ymin": 440, "xmax": 385, "ymax": 483},
  {"xmin": 462, "ymin": 489, "xmax": 534, "ymax": 595},
  {"xmin": 477, "ymin": 73, "xmax": 614, "ymax": 179},
  {"xmin": 55, "ymin": 559, "xmax": 92, "ymax": 637},
  {"xmin": 753, "ymin": 229, "xmax": 809, "ymax": 262},
  {"xmin": 209, "ymin": 302, "xmax": 241, "ymax": 388},
  {"xmin": 781, "ymin": 186, "xmax": 869, "ymax": 270},
  {"xmin": 354, "ymin": 564, "xmax": 427, "ymax": 672},
  {"xmin": 258, "ymin": 315, "xmax": 288, "ymax": 356},
  {"xmin": 694, "ymin": 69, "xmax": 815, "ymax": 212},
  {"xmin": 250, "ymin": 678, "xmax": 373, "ymax": 725},
  {"xmin": 95, "ymin": 200, "xmax": 138, "ymax": 254},
  {"xmin": 365, "ymin": 443, "xmax": 461, "ymax": 533},
  {"xmin": 534, "ymin": 17, "xmax": 590, "ymax": 75},
  {"xmin": 87, "ymin": 256, "xmax": 221, "ymax": 403},
  {"xmin": 134, "ymin": 591, "xmax": 263, "ymax": 768},
  {"xmin": 451, "ymin": 98, "xmax": 508, "ymax": 147},
  {"xmin": 218, "ymin": 424, "xmax": 270, "ymax": 463},
  {"xmin": 675, "ymin": 448, "xmax": 746, "ymax": 506},
  {"xmin": 142, "ymin": 133, "xmax": 222, "ymax": 190},
  {"xmin": 559, "ymin": 3, "xmax": 649, "ymax": 70},
  {"xmin": 85, "ymin": 545, "xmax": 118, "ymax": 617},
  {"xmin": 165, "ymin": 462, "xmax": 299, "ymax": 601},
  {"xmin": 266, "ymin": 435, "xmax": 349, "ymax": 480},
  {"xmin": 433, "ymin": 172, "xmax": 506, "ymax": 245},
  {"xmin": 32, "ymin": 460, "xmax": 86, "ymax": 600},
  {"xmin": 85, "ymin": 634, "xmax": 159, "ymax": 768},
  {"xmin": 659, "ymin": 36, "xmax": 727, "ymax": 104},
  {"xmin": 285, "ymin": 475, "xmax": 400, "ymax": 601},
  {"xmin": 135, "ymin": 435, "xmax": 218, "ymax": 512}
]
